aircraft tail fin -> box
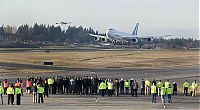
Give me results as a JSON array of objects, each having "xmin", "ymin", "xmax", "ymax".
[{"xmin": 132, "ymin": 23, "xmax": 139, "ymax": 35}]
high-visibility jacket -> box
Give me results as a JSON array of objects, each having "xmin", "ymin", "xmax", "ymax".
[
  {"xmin": 0, "ymin": 85, "xmax": 4, "ymax": 94},
  {"xmin": 107, "ymin": 82, "xmax": 113, "ymax": 90},
  {"xmin": 124, "ymin": 81, "xmax": 130, "ymax": 88},
  {"xmin": 3, "ymin": 81, "xmax": 9, "ymax": 88},
  {"xmin": 191, "ymin": 82, "xmax": 198, "ymax": 89},
  {"xmin": 48, "ymin": 78, "xmax": 54, "ymax": 85},
  {"xmin": 151, "ymin": 85, "xmax": 157, "ymax": 94},
  {"xmin": 183, "ymin": 82, "xmax": 189, "ymax": 88},
  {"xmin": 26, "ymin": 80, "xmax": 32, "ymax": 87},
  {"xmin": 20, "ymin": 82, "xmax": 23, "ymax": 89},
  {"xmin": 37, "ymin": 86, "xmax": 44, "ymax": 94},
  {"xmin": 167, "ymin": 87, "xmax": 173, "ymax": 95},
  {"xmin": 15, "ymin": 82, "xmax": 21, "ymax": 87},
  {"xmin": 189, "ymin": 86, "xmax": 193, "ymax": 91},
  {"xmin": 7, "ymin": 87, "xmax": 14, "ymax": 95},
  {"xmin": 99, "ymin": 82, "xmax": 106, "ymax": 90},
  {"xmin": 161, "ymin": 87, "xmax": 166, "ymax": 95},
  {"xmin": 157, "ymin": 81, "xmax": 163, "ymax": 88},
  {"xmin": 165, "ymin": 81, "xmax": 170, "ymax": 88},
  {"xmin": 15, "ymin": 87, "xmax": 22, "ymax": 94},
  {"xmin": 145, "ymin": 80, "xmax": 150, "ymax": 86}
]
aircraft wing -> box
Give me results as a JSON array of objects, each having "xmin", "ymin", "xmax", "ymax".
[
  {"xmin": 140, "ymin": 35, "xmax": 172, "ymax": 38},
  {"xmin": 89, "ymin": 34, "xmax": 113, "ymax": 42},
  {"xmin": 89, "ymin": 34, "xmax": 106, "ymax": 38}
]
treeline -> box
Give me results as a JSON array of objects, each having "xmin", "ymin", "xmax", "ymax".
[
  {"xmin": 0, "ymin": 23, "xmax": 97, "ymax": 44},
  {"xmin": 0, "ymin": 23, "xmax": 199, "ymax": 48}
]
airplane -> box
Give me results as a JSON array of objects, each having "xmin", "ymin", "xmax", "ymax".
[
  {"xmin": 56, "ymin": 21, "xmax": 71, "ymax": 25},
  {"xmin": 89, "ymin": 23, "xmax": 171, "ymax": 44}
]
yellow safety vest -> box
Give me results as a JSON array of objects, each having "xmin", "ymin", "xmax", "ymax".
[
  {"xmin": 165, "ymin": 82, "xmax": 170, "ymax": 88},
  {"xmin": 124, "ymin": 81, "xmax": 130, "ymax": 88},
  {"xmin": 167, "ymin": 88, "xmax": 172, "ymax": 95},
  {"xmin": 0, "ymin": 86, "xmax": 4, "ymax": 94},
  {"xmin": 99, "ymin": 82, "xmax": 106, "ymax": 90},
  {"xmin": 108, "ymin": 82, "xmax": 113, "ymax": 90},
  {"xmin": 191, "ymin": 82, "xmax": 198, "ymax": 89},
  {"xmin": 151, "ymin": 85, "xmax": 157, "ymax": 94},
  {"xmin": 183, "ymin": 82, "xmax": 189, "ymax": 88},
  {"xmin": 37, "ymin": 86, "xmax": 44, "ymax": 93},
  {"xmin": 7, "ymin": 87, "xmax": 14, "ymax": 95},
  {"xmin": 145, "ymin": 80, "xmax": 150, "ymax": 86},
  {"xmin": 15, "ymin": 87, "xmax": 22, "ymax": 94},
  {"xmin": 161, "ymin": 87, "xmax": 166, "ymax": 95},
  {"xmin": 157, "ymin": 81, "xmax": 163, "ymax": 88},
  {"xmin": 48, "ymin": 78, "xmax": 54, "ymax": 85}
]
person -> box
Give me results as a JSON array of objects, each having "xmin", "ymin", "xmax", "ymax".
[
  {"xmin": 19, "ymin": 79, "xmax": 23, "ymax": 96},
  {"xmin": 130, "ymin": 78, "xmax": 134, "ymax": 95},
  {"xmin": 145, "ymin": 79, "xmax": 150, "ymax": 95},
  {"xmin": 157, "ymin": 80, "xmax": 162, "ymax": 96},
  {"xmin": 114, "ymin": 79, "xmax": 120, "ymax": 97},
  {"xmin": 189, "ymin": 85, "xmax": 193, "ymax": 96},
  {"xmin": 183, "ymin": 80, "xmax": 190, "ymax": 96},
  {"xmin": 3, "ymin": 79, "xmax": 9, "ymax": 95},
  {"xmin": 37, "ymin": 84, "xmax": 44, "ymax": 104},
  {"xmin": 15, "ymin": 86, "xmax": 22, "ymax": 105},
  {"xmin": 119, "ymin": 78, "xmax": 124, "ymax": 94},
  {"xmin": 161, "ymin": 84, "xmax": 166, "ymax": 103},
  {"xmin": 151, "ymin": 83, "xmax": 157, "ymax": 103},
  {"xmin": 124, "ymin": 80, "xmax": 130, "ymax": 94},
  {"xmin": 44, "ymin": 80, "xmax": 49, "ymax": 98},
  {"xmin": 94, "ymin": 76, "xmax": 99, "ymax": 95},
  {"xmin": 76, "ymin": 77, "xmax": 82, "ymax": 95},
  {"xmin": 173, "ymin": 82, "xmax": 177, "ymax": 95},
  {"xmin": 99, "ymin": 80, "xmax": 106, "ymax": 97},
  {"xmin": 191, "ymin": 80, "xmax": 198, "ymax": 97},
  {"xmin": 140, "ymin": 79, "xmax": 145, "ymax": 95},
  {"xmin": 48, "ymin": 77, "xmax": 54, "ymax": 94},
  {"xmin": 26, "ymin": 78, "xmax": 32, "ymax": 94},
  {"xmin": 107, "ymin": 80, "xmax": 113, "ymax": 97},
  {"xmin": 32, "ymin": 82, "xmax": 37, "ymax": 103},
  {"xmin": 0, "ymin": 81, "xmax": 4, "ymax": 105},
  {"xmin": 57, "ymin": 77, "xmax": 64, "ymax": 94},
  {"xmin": 63, "ymin": 77, "xmax": 69, "ymax": 94},
  {"xmin": 7, "ymin": 84, "xmax": 14, "ymax": 105},
  {"xmin": 131, "ymin": 80, "xmax": 138, "ymax": 97},
  {"xmin": 167, "ymin": 85, "xmax": 173, "ymax": 103},
  {"xmin": 70, "ymin": 77, "xmax": 76, "ymax": 94}
]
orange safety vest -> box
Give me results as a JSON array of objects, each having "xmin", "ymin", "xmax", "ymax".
[
  {"xmin": 20, "ymin": 82, "xmax": 23, "ymax": 88},
  {"xmin": 3, "ymin": 81, "xmax": 9, "ymax": 88},
  {"xmin": 15, "ymin": 82, "xmax": 21, "ymax": 87},
  {"xmin": 26, "ymin": 80, "xmax": 32, "ymax": 87}
]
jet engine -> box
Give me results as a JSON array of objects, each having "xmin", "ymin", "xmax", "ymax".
[
  {"xmin": 147, "ymin": 37, "xmax": 153, "ymax": 42},
  {"xmin": 132, "ymin": 38, "xmax": 138, "ymax": 43},
  {"xmin": 94, "ymin": 36, "xmax": 100, "ymax": 41},
  {"xmin": 101, "ymin": 38, "xmax": 107, "ymax": 42}
]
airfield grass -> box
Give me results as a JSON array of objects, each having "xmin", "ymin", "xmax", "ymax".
[{"xmin": 0, "ymin": 49, "xmax": 199, "ymax": 74}]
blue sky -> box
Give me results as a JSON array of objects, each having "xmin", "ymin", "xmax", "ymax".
[{"xmin": 0, "ymin": 0, "xmax": 199, "ymax": 39}]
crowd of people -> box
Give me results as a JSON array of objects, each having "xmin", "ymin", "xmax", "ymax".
[{"xmin": 0, "ymin": 76, "xmax": 198, "ymax": 105}]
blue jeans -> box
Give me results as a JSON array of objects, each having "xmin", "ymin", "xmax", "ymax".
[
  {"xmin": 167, "ymin": 94, "xmax": 172, "ymax": 103},
  {"xmin": 0, "ymin": 94, "xmax": 3, "ymax": 104},
  {"xmin": 152, "ymin": 93, "xmax": 156, "ymax": 103},
  {"xmin": 161, "ymin": 95, "xmax": 166, "ymax": 103}
]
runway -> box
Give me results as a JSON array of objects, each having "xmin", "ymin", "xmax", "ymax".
[{"xmin": 0, "ymin": 94, "xmax": 199, "ymax": 110}]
